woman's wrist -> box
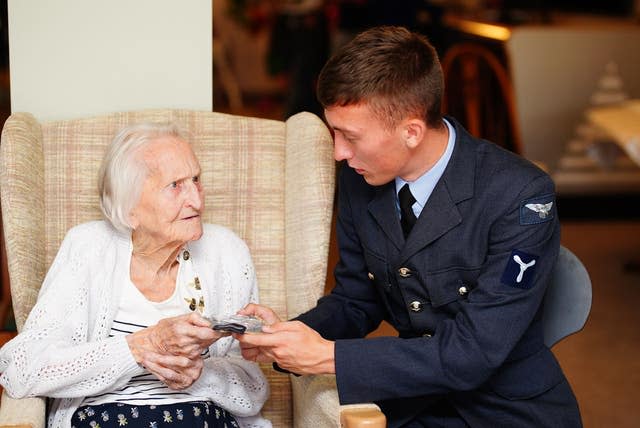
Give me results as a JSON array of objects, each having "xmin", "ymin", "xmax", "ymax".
[{"xmin": 125, "ymin": 330, "xmax": 147, "ymax": 365}]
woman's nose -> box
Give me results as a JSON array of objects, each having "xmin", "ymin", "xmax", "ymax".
[{"xmin": 185, "ymin": 181, "xmax": 203, "ymax": 210}]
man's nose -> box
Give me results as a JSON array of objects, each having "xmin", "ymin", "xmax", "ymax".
[{"xmin": 333, "ymin": 136, "xmax": 352, "ymax": 161}]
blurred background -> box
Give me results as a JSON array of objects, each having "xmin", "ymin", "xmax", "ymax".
[
  {"xmin": 212, "ymin": 2, "xmax": 640, "ymax": 427},
  {"xmin": 1, "ymin": 1, "xmax": 640, "ymax": 427}
]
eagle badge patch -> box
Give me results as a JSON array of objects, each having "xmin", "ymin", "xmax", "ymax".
[{"xmin": 520, "ymin": 194, "xmax": 555, "ymax": 225}]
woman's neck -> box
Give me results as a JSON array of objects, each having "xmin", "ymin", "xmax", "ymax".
[
  {"xmin": 130, "ymin": 233, "xmax": 184, "ymax": 299},
  {"xmin": 131, "ymin": 230, "xmax": 184, "ymax": 269}
]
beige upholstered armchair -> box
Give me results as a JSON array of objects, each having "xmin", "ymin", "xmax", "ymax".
[{"xmin": 0, "ymin": 110, "xmax": 385, "ymax": 428}]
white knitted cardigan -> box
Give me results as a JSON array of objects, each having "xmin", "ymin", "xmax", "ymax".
[{"xmin": 0, "ymin": 221, "xmax": 271, "ymax": 428}]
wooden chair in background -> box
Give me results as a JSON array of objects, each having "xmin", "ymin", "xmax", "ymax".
[{"xmin": 441, "ymin": 42, "xmax": 523, "ymax": 155}]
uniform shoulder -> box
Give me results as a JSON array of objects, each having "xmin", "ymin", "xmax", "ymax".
[{"xmin": 478, "ymin": 141, "xmax": 550, "ymax": 182}]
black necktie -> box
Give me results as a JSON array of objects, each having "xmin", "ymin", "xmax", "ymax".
[{"xmin": 399, "ymin": 184, "xmax": 417, "ymax": 238}]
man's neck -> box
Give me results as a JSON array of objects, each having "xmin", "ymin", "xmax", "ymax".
[{"xmin": 401, "ymin": 121, "xmax": 450, "ymax": 182}]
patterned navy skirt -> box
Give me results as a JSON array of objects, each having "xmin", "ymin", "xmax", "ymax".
[{"xmin": 71, "ymin": 401, "xmax": 238, "ymax": 427}]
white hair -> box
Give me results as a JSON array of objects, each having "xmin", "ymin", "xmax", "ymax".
[{"xmin": 98, "ymin": 122, "xmax": 188, "ymax": 234}]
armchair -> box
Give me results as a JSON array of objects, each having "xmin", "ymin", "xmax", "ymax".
[{"xmin": 0, "ymin": 109, "xmax": 385, "ymax": 427}]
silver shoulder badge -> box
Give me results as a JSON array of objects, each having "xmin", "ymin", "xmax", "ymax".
[
  {"xmin": 525, "ymin": 202, "xmax": 553, "ymax": 218},
  {"xmin": 520, "ymin": 194, "xmax": 555, "ymax": 225}
]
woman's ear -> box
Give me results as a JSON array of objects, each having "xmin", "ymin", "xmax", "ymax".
[{"xmin": 402, "ymin": 118, "xmax": 427, "ymax": 149}]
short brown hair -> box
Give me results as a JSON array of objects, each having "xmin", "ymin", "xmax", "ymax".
[{"xmin": 317, "ymin": 26, "xmax": 443, "ymax": 129}]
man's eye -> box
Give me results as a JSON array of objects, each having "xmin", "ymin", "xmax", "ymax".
[
  {"xmin": 170, "ymin": 181, "xmax": 178, "ymax": 189},
  {"xmin": 343, "ymin": 134, "xmax": 357, "ymax": 144},
  {"xmin": 193, "ymin": 175, "xmax": 200, "ymax": 183}
]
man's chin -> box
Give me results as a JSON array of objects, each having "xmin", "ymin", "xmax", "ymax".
[{"xmin": 362, "ymin": 175, "xmax": 391, "ymax": 187}]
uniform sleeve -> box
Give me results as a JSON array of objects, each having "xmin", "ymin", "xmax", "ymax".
[{"xmin": 0, "ymin": 226, "xmax": 144, "ymax": 399}]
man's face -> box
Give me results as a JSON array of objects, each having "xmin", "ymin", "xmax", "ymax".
[{"xmin": 324, "ymin": 103, "xmax": 412, "ymax": 186}]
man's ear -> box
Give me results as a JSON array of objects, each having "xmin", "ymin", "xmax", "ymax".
[{"xmin": 402, "ymin": 118, "xmax": 427, "ymax": 149}]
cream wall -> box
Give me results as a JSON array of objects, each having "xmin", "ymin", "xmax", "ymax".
[
  {"xmin": 8, "ymin": 0, "xmax": 211, "ymax": 121},
  {"xmin": 506, "ymin": 22, "xmax": 640, "ymax": 171}
]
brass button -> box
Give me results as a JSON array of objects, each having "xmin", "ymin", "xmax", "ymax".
[
  {"xmin": 409, "ymin": 301, "xmax": 423, "ymax": 312},
  {"xmin": 183, "ymin": 250, "xmax": 190, "ymax": 260},
  {"xmin": 458, "ymin": 286, "xmax": 468, "ymax": 296},
  {"xmin": 422, "ymin": 331, "xmax": 433, "ymax": 338},
  {"xmin": 367, "ymin": 272, "xmax": 375, "ymax": 280},
  {"xmin": 398, "ymin": 267, "xmax": 412, "ymax": 278}
]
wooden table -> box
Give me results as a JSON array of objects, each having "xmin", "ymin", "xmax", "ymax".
[
  {"xmin": 588, "ymin": 99, "xmax": 640, "ymax": 166},
  {"xmin": 588, "ymin": 100, "xmax": 640, "ymax": 272}
]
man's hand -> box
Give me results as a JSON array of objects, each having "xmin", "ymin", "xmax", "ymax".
[
  {"xmin": 237, "ymin": 303, "xmax": 282, "ymax": 325},
  {"xmin": 234, "ymin": 320, "xmax": 336, "ymax": 375},
  {"xmin": 235, "ymin": 303, "xmax": 281, "ymax": 363}
]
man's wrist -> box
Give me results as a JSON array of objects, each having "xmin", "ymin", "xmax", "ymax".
[{"xmin": 321, "ymin": 340, "xmax": 336, "ymax": 374}]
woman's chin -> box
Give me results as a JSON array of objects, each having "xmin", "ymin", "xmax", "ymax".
[{"xmin": 188, "ymin": 224, "xmax": 204, "ymax": 242}]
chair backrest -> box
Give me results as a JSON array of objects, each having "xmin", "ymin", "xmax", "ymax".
[
  {"xmin": 0, "ymin": 109, "xmax": 335, "ymax": 427},
  {"xmin": 542, "ymin": 245, "xmax": 592, "ymax": 348}
]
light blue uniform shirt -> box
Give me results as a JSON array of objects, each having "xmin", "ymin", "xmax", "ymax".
[{"xmin": 395, "ymin": 118, "xmax": 456, "ymax": 219}]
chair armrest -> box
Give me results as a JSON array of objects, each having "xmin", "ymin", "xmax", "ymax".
[
  {"xmin": 291, "ymin": 375, "xmax": 385, "ymax": 427},
  {"xmin": 0, "ymin": 391, "xmax": 46, "ymax": 428},
  {"xmin": 340, "ymin": 404, "xmax": 386, "ymax": 428}
]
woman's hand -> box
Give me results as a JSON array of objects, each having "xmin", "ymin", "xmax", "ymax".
[
  {"xmin": 126, "ymin": 312, "xmax": 222, "ymax": 387},
  {"xmin": 128, "ymin": 312, "xmax": 221, "ymax": 360},
  {"xmin": 149, "ymin": 312, "xmax": 222, "ymax": 358},
  {"xmin": 141, "ymin": 351, "xmax": 204, "ymax": 390}
]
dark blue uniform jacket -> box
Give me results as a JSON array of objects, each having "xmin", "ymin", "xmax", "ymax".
[{"xmin": 296, "ymin": 118, "xmax": 581, "ymax": 427}]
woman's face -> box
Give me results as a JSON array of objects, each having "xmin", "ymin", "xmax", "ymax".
[{"xmin": 130, "ymin": 136, "xmax": 204, "ymax": 248}]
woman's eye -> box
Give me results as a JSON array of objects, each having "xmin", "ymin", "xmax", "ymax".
[
  {"xmin": 170, "ymin": 181, "xmax": 178, "ymax": 189},
  {"xmin": 193, "ymin": 175, "xmax": 200, "ymax": 183}
]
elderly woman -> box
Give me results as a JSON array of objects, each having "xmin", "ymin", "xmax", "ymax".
[{"xmin": 0, "ymin": 123, "xmax": 271, "ymax": 427}]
